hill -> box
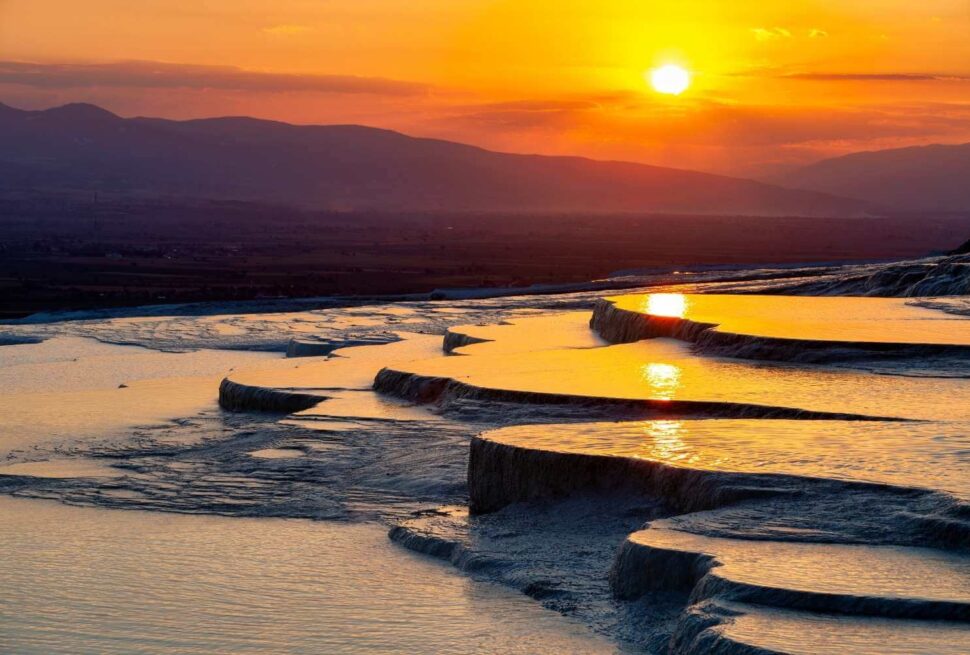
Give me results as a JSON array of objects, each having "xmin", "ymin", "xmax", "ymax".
[
  {"xmin": 774, "ymin": 142, "xmax": 970, "ymax": 212},
  {"xmin": 0, "ymin": 102, "xmax": 869, "ymax": 216}
]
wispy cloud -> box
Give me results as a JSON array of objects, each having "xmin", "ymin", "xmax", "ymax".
[
  {"xmin": 429, "ymin": 93, "xmax": 970, "ymax": 152},
  {"xmin": 807, "ymin": 28, "xmax": 829, "ymax": 38},
  {"xmin": 436, "ymin": 94, "xmax": 642, "ymax": 131},
  {"xmin": 0, "ymin": 60, "xmax": 429, "ymax": 96},
  {"xmin": 262, "ymin": 24, "xmax": 311, "ymax": 37},
  {"xmin": 729, "ymin": 66, "xmax": 970, "ymax": 82},
  {"xmin": 783, "ymin": 72, "xmax": 970, "ymax": 81},
  {"xmin": 414, "ymin": 92, "xmax": 970, "ymax": 177},
  {"xmin": 751, "ymin": 27, "xmax": 792, "ymax": 41}
]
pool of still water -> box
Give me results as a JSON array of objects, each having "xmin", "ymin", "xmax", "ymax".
[
  {"xmin": 0, "ymin": 497, "xmax": 619, "ymax": 655},
  {"xmin": 0, "ymin": 334, "xmax": 619, "ymax": 654}
]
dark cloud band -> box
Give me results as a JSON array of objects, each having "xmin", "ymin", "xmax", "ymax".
[
  {"xmin": 783, "ymin": 72, "xmax": 970, "ymax": 81},
  {"xmin": 0, "ymin": 60, "xmax": 429, "ymax": 96}
]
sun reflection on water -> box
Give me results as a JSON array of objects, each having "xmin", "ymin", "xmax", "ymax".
[
  {"xmin": 641, "ymin": 361, "xmax": 681, "ymax": 400},
  {"xmin": 640, "ymin": 420, "xmax": 696, "ymax": 464},
  {"xmin": 643, "ymin": 293, "xmax": 688, "ymax": 318}
]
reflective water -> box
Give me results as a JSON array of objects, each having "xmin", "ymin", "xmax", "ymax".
[
  {"xmin": 0, "ymin": 497, "xmax": 618, "ymax": 655},
  {"xmin": 631, "ymin": 525, "xmax": 970, "ymax": 602},
  {"xmin": 0, "ymin": 327, "xmax": 625, "ymax": 653},
  {"xmin": 483, "ymin": 420, "xmax": 970, "ymax": 499},
  {"xmin": 0, "ymin": 458, "xmax": 123, "ymax": 479},
  {"xmin": 2, "ymin": 265, "xmax": 969, "ymax": 654},
  {"xmin": 390, "ymin": 314, "xmax": 970, "ymax": 422},
  {"xmin": 610, "ymin": 293, "xmax": 970, "ymax": 346},
  {"xmin": 720, "ymin": 602, "xmax": 970, "ymax": 655},
  {"xmin": 0, "ymin": 336, "xmax": 282, "ymax": 454},
  {"xmin": 227, "ymin": 333, "xmax": 442, "ymax": 396},
  {"xmin": 447, "ymin": 313, "xmax": 607, "ymax": 354},
  {"xmin": 248, "ymin": 447, "xmax": 307, "ymax": 459}
]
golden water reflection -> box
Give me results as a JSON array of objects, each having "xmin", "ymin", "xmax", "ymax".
[
  {"xmin": 640, "ymin": 362, "xmax": 681, "ymax": 400},
  {"xmin": 640, "ymin": 419, "xmax": 696, "ymax": 465},
  {"xmin": 0, "ymin": 497, "xmax": 617, "ymax": 655},
  {"xmin": 486, "ymin": 420, "xmax": 970, "ymax": 500},
  {"xmin": 643, "ymin": 293, "xmax": 688, "ymax": 318},
  {"xmin": 616, "ymin": 293, "xmax": 970, "ymax": 345}
]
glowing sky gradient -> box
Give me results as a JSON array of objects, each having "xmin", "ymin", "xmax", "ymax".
[{"xmin": 2, "ymin": 0, "xmax": 969, "ymax": 175}]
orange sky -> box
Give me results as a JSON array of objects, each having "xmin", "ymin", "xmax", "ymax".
[{"xmin": 1, "ymin": 0, "xmax": 969, "ymax": 175}]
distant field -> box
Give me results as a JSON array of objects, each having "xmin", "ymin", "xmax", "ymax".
[{"xmin": 1, "ymin": 194, "xmax": 968, "ymax": 318}]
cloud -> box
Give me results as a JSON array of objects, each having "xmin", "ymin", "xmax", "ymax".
[
  {"xmin": 435, "ymin": 95, "xmax": 642, "ymax": 131},
  {"xmin": 0, "ymin": 60, "xmax": 429, "ymax": 96},
  {"xmin": 414, "ymin": 91, "xmax": 970, "ymax": 177},
  {"xmin": 807, "ymin": 29, "xmax": 829, "ymax": 38},
  {"xmin": 430, "ymin": 91, "xmax": 970, "ymax": 153},
  {"xmin": 730, "ymin": 67, "xmax": 970, "ymax": 82},
  {"xmin": 783, "ymin": 72, "xmax": 970, "ymax": 81},
  {"xmin": 751, "ymin": 27, "xmax": 792, "ymax": 41},
  {"xmin": 262, "ymin": 24, "xmax": 312, "ymax": 36}
]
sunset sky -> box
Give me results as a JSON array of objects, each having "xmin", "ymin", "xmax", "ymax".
[{"xmin": 2, "ymin": 0, "xmax": 969, "ymax": 175}]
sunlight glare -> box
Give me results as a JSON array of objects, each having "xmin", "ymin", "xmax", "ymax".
[
  {"xmin": 641, "ymin": 362, "xmax": 682, "ymax": 400},
  {"xmin": 648, "ymin": 65, "xmax": 691, "ymax": 95},
  {"xmin": 644, "ymin": 293, "xmax": 688, "ymax": 318},
  {"xmin": 641, "ymin": 420, "xmax": 692, "ymax": 462}
]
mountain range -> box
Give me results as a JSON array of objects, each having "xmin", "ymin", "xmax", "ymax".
[
  {"xmin": 0, "ymin": 102, "xmax": 873, "ymax": 216},
  {"xmin": 772, "ymin": 142, "xmax": 970, "ymax": 212},
  {"xmin": 3, "ymin": 102, "xmax": 968, "ymax": 215}
]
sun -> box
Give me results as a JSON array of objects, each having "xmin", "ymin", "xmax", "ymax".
[
  {"xmin": 644, "ymin": 293, "xmax": 688, "ymax": 318},
  {"xmin": 648, "ymin": 65, "xmax": 691, "ymax": 95}
]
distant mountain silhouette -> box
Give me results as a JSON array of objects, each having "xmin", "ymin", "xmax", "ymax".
[
  {"xmin": 775, "ymin": 142, "xmax": 970, "ymax": 212},
  {"xmin": 0, "ymin": 102, "xmax": 870, "ymax": 215},
  {"xmin": 950, "ymin": 237, "xmax": 970, "ymax": 255}
]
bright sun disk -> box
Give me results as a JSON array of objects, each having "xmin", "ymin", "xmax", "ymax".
[{"xmin": 648, "ymin": 65, "xmax": 690, "ymax": 95}]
